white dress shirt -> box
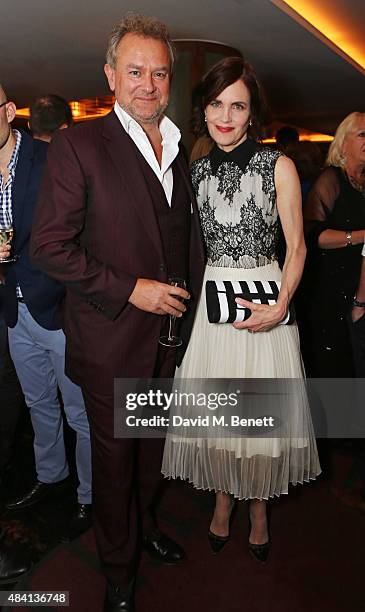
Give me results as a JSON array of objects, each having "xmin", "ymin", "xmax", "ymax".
[{"xmin": 114, "ymin": 101, "xmax": 181, "ymax": 206}]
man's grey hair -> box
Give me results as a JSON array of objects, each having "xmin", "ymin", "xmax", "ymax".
[{"xmin": 105, "ymin": 13, "xmax": 175, "ymax": 74}]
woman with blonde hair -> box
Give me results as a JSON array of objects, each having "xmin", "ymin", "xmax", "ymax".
[{"xmin": 303, "ymin": 111, "xmax": 365, "ymax": 376}]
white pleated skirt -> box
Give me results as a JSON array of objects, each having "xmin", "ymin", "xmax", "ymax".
[{"xmin": 162, "ymin": 262, "xmax": 321, "ymax": 500}]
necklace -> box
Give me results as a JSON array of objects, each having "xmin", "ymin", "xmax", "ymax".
[{"xmin": 348, "ymin": 173, "xmax": 365, "ymax": 196}]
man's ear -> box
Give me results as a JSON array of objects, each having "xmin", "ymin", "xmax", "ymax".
[
  {"xmin": 104, "ymin": 64, "xmax": 116, "ymax": 92},
  {"xmin": 6, "ymin": 101, "xmax": 16, "ymax": 124}
]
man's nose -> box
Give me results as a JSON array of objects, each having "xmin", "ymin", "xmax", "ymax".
[{"xmin": 142, "ymin": 73, "xmax": 155, "ymax": 93}]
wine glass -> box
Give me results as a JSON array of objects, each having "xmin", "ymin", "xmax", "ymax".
[
  {"xmin": 159, "ymin": 277, "xmax": 186, "ymax": 348},
  {"xmin": 0, "ymin": 223, "xmax": 17, "ymax": 263}
]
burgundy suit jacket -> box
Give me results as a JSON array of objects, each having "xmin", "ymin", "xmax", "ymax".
[{"xmin": 31, "ymin": 111, "xmax": 205, "ymax": 393}]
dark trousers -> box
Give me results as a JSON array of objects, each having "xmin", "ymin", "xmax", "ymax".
[
  {"xmin": 349, "ymin": 313, "xmax": 365, "ymax": 377},
  {"xmin": 82, "ymin": 346, "xmax": 176, "ymax": 587},
  {"xmin": 348, "ymin": 313, "xmax": 365, "ymax": 489},
  {"xmin": 0, "ymin": 313, "xmax": 24, "ymax": 469}
]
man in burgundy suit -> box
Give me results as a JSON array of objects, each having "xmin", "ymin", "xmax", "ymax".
[{"xmin": 31, "ymin": 13, "xmax": 204, "ymax": 612}]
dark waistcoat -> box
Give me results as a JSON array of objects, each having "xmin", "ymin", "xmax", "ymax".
[{"xmin": 135, "ymin": 149, "xmax": 191, "ymax": 282}]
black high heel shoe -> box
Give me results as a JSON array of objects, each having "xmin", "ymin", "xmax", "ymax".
[
  {"xmin": 208, "ymin": 529, "xmax": 230, "ymax": 554},
  {"xmin": 248, "ymin": 513, "xmax": 270, "ymax": 564},
  {"xmin": 208, "ymin": 499, "xmax": 236, "ymax": 554}
]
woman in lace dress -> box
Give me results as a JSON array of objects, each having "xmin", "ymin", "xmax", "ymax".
[{"xmin": 162, "ymin": 57, "xmax": 320, "ymax": 561}]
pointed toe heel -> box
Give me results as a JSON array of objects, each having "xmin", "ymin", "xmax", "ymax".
[
  {"xmin": 208, "ymin": 529, "xmax": 230, "ymax": 554},
  {"xmin": 248, "ymin": 540, "xmax": 270, "ymax": 563},
  {"xmin": 208, "ymin": 498, "xmax": 236, "ymax": 554},
  {"xmin": 248, "ymin": 509, "xmax": 270, "ymax": 563}
]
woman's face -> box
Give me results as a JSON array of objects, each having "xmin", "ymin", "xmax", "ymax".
[
  {"xmin": 342, "ymin": 118, "xmax": 365, "ymax": 167},
  {"xmin": 205, "ymin": 79, "xmax": 251, "ymax": 152}
]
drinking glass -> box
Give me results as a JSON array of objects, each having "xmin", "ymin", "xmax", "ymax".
[
  {"xmin": 0, "ymin": 224, "xmax": 17, "ymax": 263},
  {"xmin": 159, "ymin": 277, "xmax": 186, "ymax": 348}
]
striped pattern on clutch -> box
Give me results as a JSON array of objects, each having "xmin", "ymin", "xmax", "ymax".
[{"xmin": 205, "ymin": 280, "xmax": 295, "ymax": 325}]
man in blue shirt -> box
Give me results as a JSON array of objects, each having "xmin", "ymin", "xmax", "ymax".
[{"xmin": 0, "ymin": 86, "xmax": 92, "ymax": 582}]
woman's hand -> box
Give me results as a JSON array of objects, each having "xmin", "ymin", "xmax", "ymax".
[{"xmin": 232, "ymin": 297, "xmax": 287, "ymax": 332}]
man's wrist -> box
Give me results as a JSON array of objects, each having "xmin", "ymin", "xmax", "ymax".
[{"xmin": 353, "ymin": 298, "xmax": 365, "ymax": 308}]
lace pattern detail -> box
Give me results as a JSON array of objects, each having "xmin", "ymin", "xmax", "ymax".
[
  {"xmin": 191, "ymin": 147, "xmax": 282, "ymax": 268},
  {"xmin": 216, "ymin": 162, "xmax": 243, "ymax": 205}
]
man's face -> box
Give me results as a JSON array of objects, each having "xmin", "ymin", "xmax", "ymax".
[{"xmin": 104, "ymin": 33, "xmax": 171, "ymax": 126}]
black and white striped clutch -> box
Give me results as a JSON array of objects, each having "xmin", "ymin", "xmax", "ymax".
[{"xmin": 205, "ymin": 280, "xmax": 295, "ymax": 325}]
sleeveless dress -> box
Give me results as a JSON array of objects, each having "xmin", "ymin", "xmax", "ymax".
[{"xmin": 162, "ymin": 141, "xmax": 321, "ymax": 500}]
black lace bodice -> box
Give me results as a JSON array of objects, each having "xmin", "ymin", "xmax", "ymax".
[{"xmin": 191, "ymin": 147, "xmax": 282, "ymax": 268}]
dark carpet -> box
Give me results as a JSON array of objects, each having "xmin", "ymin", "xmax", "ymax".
[
  {"xmin": 2, "ymin": 476, "xmax": 365, "ymax": 612},
  {"xmin": 1, "ymin": 414, "xmax": 365, "ymax": 612}
]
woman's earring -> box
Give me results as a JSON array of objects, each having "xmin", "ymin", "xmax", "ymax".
[
  {"xmin": 204, "ymin": 115, "xmax": 207, "ymax": 123},
  {"xmin": 249, "ymin": 119, "xmax": 252, "ymax": 126}
]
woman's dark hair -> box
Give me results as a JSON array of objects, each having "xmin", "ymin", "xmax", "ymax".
[{"xmin": 191, "ymin": 56, "xmax": 269, "ymax": 141}]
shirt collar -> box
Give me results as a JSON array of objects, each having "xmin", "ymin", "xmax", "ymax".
[
  {"xmin": 209, "ymin": 138, "xmax": 259, "ymax": 175},
  {"xmin": 7, "ymin": 129, "xmax": 22, "ymax": 172},
  {"xmin": 114, "ymin": 101, "xmax": 181, "ymax": 144}
]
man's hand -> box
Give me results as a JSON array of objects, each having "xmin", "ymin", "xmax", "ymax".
[
  {"xmin": 128, "ymin": 278, "xmax": 190, "ymax": 316},
  {"xmin": 0, "ymin": 243, "xmax": 11, "ymax": 260},
  {"xmin": 232, "ymin": 297, "xmax": 287, "ymax": 332},
  {"xmin": 352, "ymin": 305, "xmax": 365, "ymax": 323}
]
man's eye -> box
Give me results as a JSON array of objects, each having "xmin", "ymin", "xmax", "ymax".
[
  {"xmin": 154, "ymin": 72, "xmax": 167, "ymax": 79},
  {"xmin": 129, "ymin": 70, "xmax": 140, "ymax": 77}
]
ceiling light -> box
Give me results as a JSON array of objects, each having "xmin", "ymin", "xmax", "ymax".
[{"xmin": 272, "ymin": 0, "xmax": 365, "ymax": 71}]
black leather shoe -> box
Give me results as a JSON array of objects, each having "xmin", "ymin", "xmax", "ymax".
[
  {"xmin": 104, "ymin": 583, "xmax": 135, "ymax": 612},
  {"xmin": 142, "ymin": 530, "xmax": 185, "ymax": 564},
  {"xmin": 0, "ymin": 539, "xmax": 34, "ymax": 585},
  {"xmin": 59, "ymin": 503, "xmax": 92, "ymax": 543},
  {"xmin": 6, "ymin": 479, "xmax": 68, "ymax": 511}
]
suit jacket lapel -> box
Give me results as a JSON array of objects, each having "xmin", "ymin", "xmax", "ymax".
[
  {"xmin": 12, "ymin": 131, "xmax": 33, "ymax": 250},
  {"xmin": 102, "ymin": 111, "xmax": 164, "ymax": 261},
  {"xmin": 175, "ymin": 151, "xmax": 205, "ymax": 263},
  {"xmin": 175, "ymin": 153, "xmax": 196, "ymax": 208}
]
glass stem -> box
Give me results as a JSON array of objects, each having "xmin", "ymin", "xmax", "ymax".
[{"xmin": 168, "ymin": 316, "xmax": 176, "ymax": 341}]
